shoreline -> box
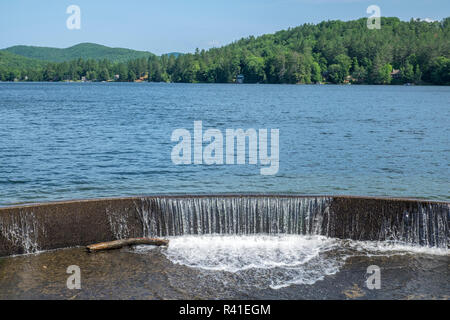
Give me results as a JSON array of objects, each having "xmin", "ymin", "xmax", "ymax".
[{"xmin": 0, "ymin": 80, "xmax": 445, "ymax": 86}]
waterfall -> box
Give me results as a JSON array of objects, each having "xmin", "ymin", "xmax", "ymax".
[
  {"xmin": 135, "ymin": 196, "xmax": 332, "ymax": 237},
  {"xmin": 133, "ymin": 196, "xmax": 448, "ymax": 248},
  {"xmin": 0, "ymin": 210, "xmax": 42, "ymax": 254},
  {"xmin": 0, "ymin": 195, "xmax": 447, "ymax": 257},
  {"xmin": 382, "ymin": 202, "xmax": 449, "ymax": 247}
]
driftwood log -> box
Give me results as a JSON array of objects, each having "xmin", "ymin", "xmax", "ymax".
[{"xmin": 86, "ymin": 237, "xmax": 169, "ymax": 252}]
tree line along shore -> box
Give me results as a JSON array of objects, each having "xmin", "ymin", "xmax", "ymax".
[{"xmin": 1, "ymin": 17, "xmax": 449, "ymax": 85}]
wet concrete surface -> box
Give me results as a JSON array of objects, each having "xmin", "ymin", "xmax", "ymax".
[{"xmin": 0, "ymin": 241, "xmax": 448, "ymax": 300}]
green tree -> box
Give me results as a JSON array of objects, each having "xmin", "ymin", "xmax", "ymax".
[
  {"xmin": 117, "ymin": 63, "xmax": 128, "ymax": 82},
  {"xmin": 128, "ymin": 70, "xmax": 136, "ymax": 82},
  {"xmin": 414, "ymin": 65, "xmax": 422, "ymax": 84},
  {"xmin": 98, "ymin": 68, "xmax": 110, "ymax": 81},
  {"xmin": 242, "ymin": 55, "xmax": 265, "ymax": 83},
  {"xmin": 425, "ymin": 57, "xmax": 450, "ymax": 85},
  {"xmin": 328, "ymin": 64, "xmax": 345, "ymax": 83},
  {"xmin": 311, "ymin": 61, "xmax": 322, "ymax": 83},
  {"xmin": 400, "ymin": 62, "xmax": 415, "ymax": 83}
]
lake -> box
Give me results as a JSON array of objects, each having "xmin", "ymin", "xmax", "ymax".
[{"xmin": 0, "ymin": 82, "xmax": 449, "ymax": 206}]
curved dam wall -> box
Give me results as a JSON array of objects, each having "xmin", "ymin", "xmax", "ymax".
[{"xmin": 0, "ymin": 195, "xmax": 448, "ymax": 257}]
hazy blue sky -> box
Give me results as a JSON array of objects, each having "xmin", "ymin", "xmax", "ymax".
[{"xmin": 1, "ymin": 0, "xmax": 449, "ymax": 54}]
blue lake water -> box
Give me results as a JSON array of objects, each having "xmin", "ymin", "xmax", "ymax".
[{"xmin": 0, "ymin": 82, "xmax": 448, "ymax": 206}]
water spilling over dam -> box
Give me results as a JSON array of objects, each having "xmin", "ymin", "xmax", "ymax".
[
  {"xmin": 134, "ymin": 196, "xmax": 449, "ymax": 248},
  {"xmin": 0, "ymin": 195, "xmax": 448, "ymax": 256},
  {"xmin": 135, "ymin": 197, "xmax": 330, "ymax": 237},
  {"xmin": 0, "ymin": 195, "xmax": 448, "ymax": 299}
]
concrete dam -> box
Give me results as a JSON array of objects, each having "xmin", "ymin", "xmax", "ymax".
[
  {"xmin": 0, "ymin": 195, "xmax": 448, "ymax": 256},
  {"xmin": 0, "ymin": 195, "xmax": 448, "ymax": 299}
]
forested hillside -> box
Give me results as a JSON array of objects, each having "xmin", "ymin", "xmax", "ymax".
[
  {"xmin": 2, "ymin": 43, "xmax": 154, "ymax": 63},
  {"xmin": 0, "ymin": 51, "xmax": 46, "ymax": 71},
  {"xmin": 1, "ymin": 18, "xmax": 449, "ymax": 84}
]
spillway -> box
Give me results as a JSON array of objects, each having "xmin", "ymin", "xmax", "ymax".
[{"xmin": 0, "ymin": 195, "xmax": 448, "ymax": 256}]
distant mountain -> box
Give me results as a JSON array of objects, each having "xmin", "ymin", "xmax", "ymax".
[
  {"xmin": 0, "ymin": 50, "xmax": 46, "ymax": 70},
  {"xmin": 2, "ymin": 43, "xmax": 154, "ymax": 63}
]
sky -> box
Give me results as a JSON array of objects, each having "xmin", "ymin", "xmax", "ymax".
[{"xmin": 0, "ymin": 0, "xmax": 449, "ymax": 55}]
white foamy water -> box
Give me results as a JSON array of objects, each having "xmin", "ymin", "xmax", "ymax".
[
  {"xmin": 133, "ymin": 234, "xmax": 448, "ymax": 289},
  {"xmin": 344, "ymin": 239, "xmax": 449, "ymax": 256},
  {"xmin": 157, "ymin": 234, "xmax": 342, "ymax": 289},
  {"xmin": 162, "ymin": 234, "xmax": 339, "ymax": 272}
]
